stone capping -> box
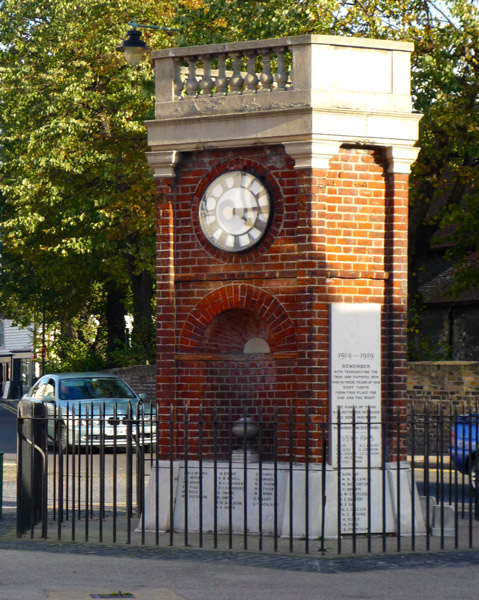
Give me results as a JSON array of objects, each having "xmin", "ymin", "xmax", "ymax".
[
  {"xmin": 151, "ymin": 34, "xmax": 414, "ymax": 59},
  {"xmin": 283, "ymin": 140, "xmax": 342, "ymax": 170},
  {"xmin": 385, "ymin": 145, "xmax": 421, "ymax": 174},
  {"xmin": 146, "ymin": 150, "xmax": 180, "ymax": 179},
  {"xmin": 147, "ymin": 34, "xmax": 422, "ymax": 176}
]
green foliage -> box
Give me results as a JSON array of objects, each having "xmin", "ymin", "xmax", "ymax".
[
  {"xmin": 45, "ymin": 337, "xmax": 107, "ymax": 374},
  {"xmin": 176, "ymin": 0, "xmax": 440, "ymax": 45},
  {"xmin": 408, "ymin": 335, "xmax": 452, "ymax": 361},
  {"xmin": 0, "ymin": 0, "xmax": 178, "ymax": 364},
  {"xmin": 407, "ymin": 296, "xmax": 452, "ymax": 360},
  {"xmin": 438, "ymin": 191, "xmax": 479, "ymax": 294},
  {"xmin": 1, "ymin": 0, "xmax": 479, "ymax": 366},
  {"xmin": 109, "ymin": 339, "xmax": 154, "ymax": 368}
]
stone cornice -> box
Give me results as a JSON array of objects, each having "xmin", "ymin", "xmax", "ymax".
[{"xmin": 146, "ymin": 107, "xmax": 421, "ymax": 175}]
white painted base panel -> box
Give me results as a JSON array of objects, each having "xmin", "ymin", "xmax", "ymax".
[{"xmin": 139, "ymin": 460, "xmax": 425, "ymax": 538}]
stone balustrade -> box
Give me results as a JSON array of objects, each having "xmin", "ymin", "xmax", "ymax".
[
  {"xmin": 151, "ymin": 34, "xmax": 418, "ymax": 111},
  {"xmin": 175, "ymin": 48, "xmax": 291, "ymax": 98},
  {"xmin": 152, "ymin": 38, "xmax": 297, "ymax": 103}
]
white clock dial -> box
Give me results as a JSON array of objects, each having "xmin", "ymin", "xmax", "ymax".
[{"xmin": 199, "ymin": 171, "xmax": 271, "ymax": 252}]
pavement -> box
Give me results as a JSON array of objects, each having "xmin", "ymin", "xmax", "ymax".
[{"xmin": 1, "ymin": 529, "xmax": 479, "ymax": 599}]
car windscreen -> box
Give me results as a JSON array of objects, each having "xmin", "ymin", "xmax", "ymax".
[{"xmin": 59, "ymin": 378, "xmax": 137, "ymax": 401}]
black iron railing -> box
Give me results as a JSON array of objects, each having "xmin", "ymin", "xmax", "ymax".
[{"xmin": 16, "ymin": 401, "xmax": 479, "ymax": 556}]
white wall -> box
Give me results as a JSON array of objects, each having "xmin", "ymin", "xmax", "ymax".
[{"xmin": 1, "ymin": 319, "xmax": 33, "ymax": 351}]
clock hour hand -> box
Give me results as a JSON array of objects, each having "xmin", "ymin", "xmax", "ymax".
[{"xmin": 232, "ymin": 206, "xmax": 257, "ymax": 225}]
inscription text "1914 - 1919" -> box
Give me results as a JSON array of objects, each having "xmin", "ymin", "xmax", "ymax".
[{"xmin": 337, "ymin": 352, "xmax": 375, "ymax": 360}]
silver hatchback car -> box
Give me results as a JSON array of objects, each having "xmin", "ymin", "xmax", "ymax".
[{"xmin": 22, "ymin": 372, "xmax": 156, "ymax": 450}]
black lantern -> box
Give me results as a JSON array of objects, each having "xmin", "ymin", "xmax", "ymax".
[
  {"xmin": 117, "ymin": 19, "xmax": 151, "ymax": 66},
  {"xmin": 117, "ymin": 17, "xmax": 177, "ymax": 66}
]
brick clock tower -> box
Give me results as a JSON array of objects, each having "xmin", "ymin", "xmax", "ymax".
[{"xmin": 144, "ymin": 35, "xmax": 422, "ymax": 536}]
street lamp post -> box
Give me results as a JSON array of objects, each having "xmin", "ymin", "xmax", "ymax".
[{"xmin": 41, "ymin": 297, "xmax": 46, "ymax": 376}]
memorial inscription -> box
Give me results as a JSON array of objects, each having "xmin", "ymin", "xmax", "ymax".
[
  {"xmin": 330, "ymin": 304, "xmax": 382, "ymax": 468},
  {"xmin": 173, "ymin": 464, "xmax": 287, "ymax": 533}
]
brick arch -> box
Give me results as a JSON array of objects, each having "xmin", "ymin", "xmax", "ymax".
[
  {"xmin": 179, "ymin": 284, "xmax": 296, "ymax": 353},
  {"xmin": 193, "ymin": 156, "xmax": 283, "ymax": 201}
]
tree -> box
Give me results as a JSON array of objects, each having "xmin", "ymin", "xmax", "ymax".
[{"xmin": 0, "ymin": 0, "xmax": 180, "ymax": 366}]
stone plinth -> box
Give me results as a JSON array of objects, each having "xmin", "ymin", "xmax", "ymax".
[{"xmin": 140, "ymin": 461, "xmax": 425, "ymax": 538}]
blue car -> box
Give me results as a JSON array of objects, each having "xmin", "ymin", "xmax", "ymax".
[
  {"xmin": 22, "ymin": 372, "xmax": 156, "ymax": 450},
  {"xmin": 450, "ymin": 415, "xmax": 479, "ymax": 491}
]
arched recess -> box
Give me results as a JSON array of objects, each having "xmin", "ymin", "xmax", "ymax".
[
  {"xmin": 177, "ymin": 285, "xmax": 297, "ymax": 459},
  {"xmin": 202, "ymin": 309, "xmax": 271, "ymax": 354},
  {"xmin": 179, "ymin": 284, "xmax": 296, "ymax": 354}
]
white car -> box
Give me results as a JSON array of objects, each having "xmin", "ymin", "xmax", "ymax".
[{"xmin": 22, "ymin": 372, "xmax": 156, "ymax": 450}]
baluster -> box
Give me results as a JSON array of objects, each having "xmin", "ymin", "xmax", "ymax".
[
  {"xmin": 229, "ymin": 52, "xmax": 244, "ymax": 94},
  {"xmin": 274, "ymin": 48, "xmax": 288, "ymax": 91},
  {"xmin": 173, "ymin": 59, "xmax": 184, "ymax": 98},
  {"xmin": 185, "ymin": 56, "xmax": 199, "ymax": 97},
  {"xmin": 259, "ymin": 50, "xmax": 274, "ymax": 92},
  {"xmin": 244, "ymin": 51, "xmax": 259, "ymax": 93},
  {"xmin": 200, "ymin": 55, "xmax": 215, "ymax": 96},
  {"xmin": 215, "ymin": 53, "xmax": 228, "ymax": 95},
  {"xmin": 288, "ymin": 52, "xmax": 294, "ymax": 89}
]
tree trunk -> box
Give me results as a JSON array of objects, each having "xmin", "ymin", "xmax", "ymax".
[
  {"xmin": 105, "ymin": 283, "xmax": 127, "ymax": 361},
  {"xmin": 130, "ymin": 270, "xmax": 155, "ymax": 363}
]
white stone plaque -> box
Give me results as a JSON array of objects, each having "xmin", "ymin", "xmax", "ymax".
[
  {"xmin": 339, "ymin": 469, "xmax": 392, "ymax": 534},
  {"xmin": 330, "ymin": 303, "xmax": 382, "ymax": 468},
  {"xmin": 173, "ymin": 462, "xmax": 288, "ymax": 534}
]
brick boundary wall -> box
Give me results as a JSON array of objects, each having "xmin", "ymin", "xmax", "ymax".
[
  {"xmin": 108, "ymin": 361, "xmax": 479, "ymax": 412},
  {"xmin": 105, "ymin": 365, "xmax": 156, "ymax": 405},
  {"xmin": 406, "ymin": 361, "xmax": 479, "ymax": 454},
  {"xmin": 407, "ymin": 361, "xmax": 479, "ymax": 409},
  {"xmin": 107, "ymin": 362, "xmax": 479, "ymax": 456}
]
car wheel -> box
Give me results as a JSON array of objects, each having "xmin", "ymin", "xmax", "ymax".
[{"xmin": 470, "ymin": 459, "xmax": 479, "ymax": 494}]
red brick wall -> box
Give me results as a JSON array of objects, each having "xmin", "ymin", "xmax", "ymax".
[{"xmin": 155, "ymin": 144, "xmax": 409, "ymax": 462}]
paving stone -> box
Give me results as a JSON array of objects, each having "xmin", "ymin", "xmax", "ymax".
[{"xmin": 3, "ymin": 537, "xmax": 479, "ymax": 575}]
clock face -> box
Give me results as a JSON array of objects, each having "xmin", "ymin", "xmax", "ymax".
[{"xmin": 198, "ymin": 171, "xmax": 271, "ymax": 252}]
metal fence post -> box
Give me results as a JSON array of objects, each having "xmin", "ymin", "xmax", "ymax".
[{"xmin": 16, "ymin": 400, "xmax": 47, "ymax": 536}]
